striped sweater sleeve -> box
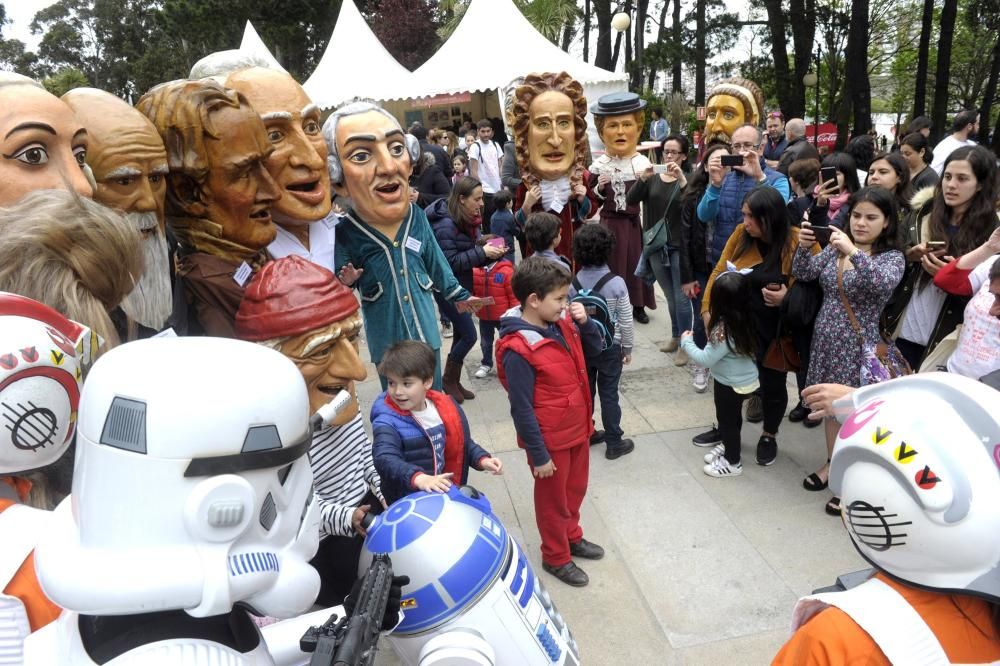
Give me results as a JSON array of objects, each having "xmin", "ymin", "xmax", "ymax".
[
  {"xmin": 609, "ymin": 276, "xmax": 634, "ymax": 353},
  {"xmin": 310, "ymin": 413, "xmax": 377, "ymax": 538}
]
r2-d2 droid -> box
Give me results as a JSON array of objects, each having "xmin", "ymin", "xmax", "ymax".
[{"xmin": 360, "ymin": 486, "xmax": 580, "ymax": 665}]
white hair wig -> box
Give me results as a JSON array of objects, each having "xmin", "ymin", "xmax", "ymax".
[
  {"xmin": 188, "ymin": 49, "xmax": 275, "ymax": 83},
  {"xmin": 321, "ymin": 100, "xmax": 420, "ymax": 185}
]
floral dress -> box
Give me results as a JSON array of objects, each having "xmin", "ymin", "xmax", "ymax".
[{"xmin": 792, "ymin": 244, "xmax": 905, "ymax": 387}]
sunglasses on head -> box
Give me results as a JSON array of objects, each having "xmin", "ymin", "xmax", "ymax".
[{"xmin": 768, "ymin": 112, "xmax": 783, "ymax": 119}]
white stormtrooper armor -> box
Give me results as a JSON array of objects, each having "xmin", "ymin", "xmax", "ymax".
[
  {"xmin": 25, "ymin": 337, "xmax": 324, "ymax": 665},
  {"xmin": 791, "ymin": 373, "xmax": 1000, "ymax": 664},
  {"xmin": 0, "ymin": 292, "xmax": 89, "ymax": 666}
]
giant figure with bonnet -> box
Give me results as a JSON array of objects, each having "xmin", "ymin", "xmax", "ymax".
[
  {"xmin": 511, "ymin": 72, "xmax": 596, "ymax": 264},
  {"xmin": 137, "ymin": 78, "xmax": 280, "ymax": 338},
  {"xmin": 323, "ymin": 101, "xmax": 477, "ymax": 389},
  {"xmin": 189, "ymin": 51, "xmax": 337, "ymax": 271},
  {"xmin": 62, "ymin": 88, "xmax": 178, "ymax": 338},
  {"xmin": 704, "ymin": 77, "xmax": 765, "ymax": 146},
  {"xmin": 589, "ymin": 92, "xmax": 655, "ymax": 320},
  {"xmin": 236, "ymin": 255, "xmax": 385, "ymax": 607}
]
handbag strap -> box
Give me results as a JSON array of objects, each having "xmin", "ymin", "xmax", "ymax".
[{"xmin": 836, "ymin": 259, "xmax": 863, "ymax": 341}]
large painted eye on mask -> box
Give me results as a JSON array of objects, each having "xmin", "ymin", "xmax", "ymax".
[
  {"xmin": 73, "ymin": 146, "xmax": 87, "ymax": 168},
  {"xmin": 11, "ymin": 143, "xmax": 49, "ymax": 165},
  {"xmin": 389, "ymin": 143, "xmax": 406, "ymax": 158}
]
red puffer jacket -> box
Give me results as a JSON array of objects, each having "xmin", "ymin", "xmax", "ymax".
[{"xmin": 472, "ymin": 260, "xmax": 518, "ymax": 321}]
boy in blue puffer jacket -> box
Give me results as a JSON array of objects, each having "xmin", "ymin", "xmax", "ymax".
[{"xmin": 372, "ymin": 340, "xmax": 503, "ymax": 505}]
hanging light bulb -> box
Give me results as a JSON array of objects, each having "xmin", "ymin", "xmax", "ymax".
[{"xmin": 611, "ymin": 12, "xmax": 631, "ymax": 32}]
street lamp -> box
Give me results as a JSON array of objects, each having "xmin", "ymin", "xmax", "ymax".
[
  {"xmin": 802, "ymin": 57, "xmax": 820, "ymax": 145},
  {"xmin": 611, "ymin": 11, "xmax": 631, "ymax": 33}
]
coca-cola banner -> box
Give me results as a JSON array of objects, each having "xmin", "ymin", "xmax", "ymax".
[{"xmin": 805, "ymin": 123, "xmax": 839, "ymax": 149}]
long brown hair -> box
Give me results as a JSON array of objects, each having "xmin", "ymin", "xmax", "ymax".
[
  {"xmin": 926, "ymin": 145, "xmax": 998, "ymax": 257},
  {"xmin": 447, "ymin": 176, "xmax": 482, "ymax": 230}
]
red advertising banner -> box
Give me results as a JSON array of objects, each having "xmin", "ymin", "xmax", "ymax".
[
  {"xmin": 413, "ymin": 93, "xmax": 472, "ymax": 108},
  {"xmin": 804, "ymin": 122, "xmax": 839, "ymax": 149}
]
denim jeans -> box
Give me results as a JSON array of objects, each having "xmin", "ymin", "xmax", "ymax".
[
  {"xmin": 649, "ymin": 247, "xmax": 694, "ymax": 339},
  {"xmin": 587, "ymin": 343, "xmax": 625, "ymax": 445},
  {"xmin": 437, "ymin": 295, "xmax": 477, "ymax": 364},
  {"xmin": 479, "ymin": 319, "xmax": 500, "ymax": 367}
]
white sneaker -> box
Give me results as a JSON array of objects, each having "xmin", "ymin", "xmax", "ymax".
[
  {"xmin": 703, "ymin": 443, "xmax": 725, "ymax": 464},
  {"xmin": 474, "ymin": 365, "xmax": 493, "ymax": 378},
  {"xmin": 692, "ymin": 365, "xmax": 710, "ymax": 393},
  {"xmin": 441, "ymin": 322, "xmax": 453, "ymax": 338},
  {"xmin": 703, "ymin": 455, "xmax": 742, "ymax": 478}
]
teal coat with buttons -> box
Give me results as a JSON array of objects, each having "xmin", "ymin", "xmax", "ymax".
[{"xmin": 336, "ymin": 203, "xmax": 470, "ymax": 363}]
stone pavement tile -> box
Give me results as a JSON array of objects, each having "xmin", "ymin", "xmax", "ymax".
[
  {"xmin": 586, "ymin": 435, "xmax": 799, "ymax": 649},
  {"xmin": 620, "ymin": 369, "xmax": 716, "ymax": 432},
  {"xmin": 730, "ymin": 499, "xmax": 864, "ymax": 599},
  {"xmin": 675, "ymin": 628, "xmax": 790, "ymax": 665}
]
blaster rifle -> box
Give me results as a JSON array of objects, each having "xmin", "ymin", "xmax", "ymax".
[{"xmin": 300, "ymin": 553, "xmax": 394, "ymax": 666}]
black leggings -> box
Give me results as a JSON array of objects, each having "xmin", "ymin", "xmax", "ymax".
[{"xmin": 714, "ymin": 382, "xmax": 750, "ymax": 464}]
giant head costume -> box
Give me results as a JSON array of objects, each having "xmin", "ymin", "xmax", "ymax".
[
  {"xmin": 591, "ymin": 92, "xmax": 646, "ymax": 160},
  {"xmin": 322, "ymin": 101, "xmax": 420, "ymax": 232},
  {"xmin": 704, "ymin": 77, "xmax": 765, "ymax": 145},
  {"xmin": 136, "ymin": 79, "xmax": 279, "ymax": 263},
  {"xmin": 235, "ymin": 256, "xmax": 366, "ymax": 426},
  {"xmin": 62, "ymin": 88, "xmax": 173, "ymax": 332},
  {"xmin": 511, "ymin": 72, "xmax": 589, "ymax": 189},
  {"xmin": 0, "ymin": 73, "xmax": 92, "ymax": 206}
]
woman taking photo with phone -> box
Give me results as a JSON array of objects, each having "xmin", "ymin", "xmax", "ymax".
[
  {"xmin": 426, "ymin": 177, "xmax": 508, "ymax": 403},
  {"xmin": 629, "ymin": 134, "xmax": 692, "ymax": 360},
  {"xmin": 883, "ymin": 145, "xmax": 999, "ymax": 369},
  {"xmin": 793, "ymin": 187, "xmax": 905, "ymax": 515},
  {"xmin": 696, "ymin": 186, "xmax": 809, "ymax": 466},
  {"xmin": 808, "ymin": 153, "xmax": 861, "ymax": 229}
]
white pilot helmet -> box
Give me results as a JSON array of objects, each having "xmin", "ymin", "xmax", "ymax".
[
  {"xmin": 34, "ymin": 337, "xmax": 321, "ymax": 619},
  {"xmin": 829, "ymin": 372, "xmax": 1000, "ymax": 602},
  {"xmin": 0, "ymin": 292, "xmax": 91, "ymax": 475}
]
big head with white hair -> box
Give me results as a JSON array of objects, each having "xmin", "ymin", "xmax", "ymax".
[
  {"xmin": 62, "ymin": 88, "xmax": 173, "ymax": 331},
  {"xmin": 322, "ymin": 101, "xmax": 420, "ymax": 232}
]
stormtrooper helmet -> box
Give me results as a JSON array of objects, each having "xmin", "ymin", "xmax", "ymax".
[
  {"xmin": 830, "ymin": 372, "xmax": 1000, "ymax": 603},
  {"xmin": 34, "ymin": 337, "xmax": 321, "ymax": 618},
  {"xmin": 0, "ymin": 292, "xmax": 90, "ymax": 475}
]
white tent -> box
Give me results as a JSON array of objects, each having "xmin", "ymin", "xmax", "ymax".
[
  {"xmin": 238, "ymin": 22, "xmax": 286, "ymax": 73},
  {"xmin": 302, "ymin": 0, "xmax": 413, "ymax": 110}
]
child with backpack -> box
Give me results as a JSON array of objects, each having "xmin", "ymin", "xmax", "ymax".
[
  {"xmin": 680, "ymin": 269, "xmax": 759, "ymax": 478},
  {"xmin": 569, "ymin": 224, "xmax": 634, "ymax": 460},
  {"xmin": 472, "ymin": 252, "xmax": 518, "ymax": 379}
]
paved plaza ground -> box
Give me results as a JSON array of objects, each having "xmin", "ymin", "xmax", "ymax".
[{"xmin": 358, "ymin": 285, "xmax": 866, "ymax": 665}]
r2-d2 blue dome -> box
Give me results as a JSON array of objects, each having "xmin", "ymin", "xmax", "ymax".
[{"xmin": 361, "ymin": 486, "xmax": 580, "ymax": 665}]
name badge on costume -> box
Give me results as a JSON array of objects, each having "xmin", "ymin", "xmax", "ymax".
[
  {"xmin": 405, "ymin": 236, "xmax": 422, "ymax": 253},
  {"xmin": 233, "ymin": 262, "xmax": 253, "ymax": 287}
]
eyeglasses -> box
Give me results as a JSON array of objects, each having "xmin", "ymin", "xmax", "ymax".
[{"xmin": 731, "ymin": 142, "xmax": 759, "ymax": 151}]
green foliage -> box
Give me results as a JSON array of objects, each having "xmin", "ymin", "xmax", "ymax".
[{"xmin": 41, "ymin": 65, "xmax": 89, "ymax": 96}]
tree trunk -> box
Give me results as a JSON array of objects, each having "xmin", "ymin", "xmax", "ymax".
[
  {"xmin": 912, "ymin": 0, "xmax": 934, "ymax": 118},
  {"xmin": 992, "ymin": 107, "xmax": 1000, "ymax": 157},
  {"xmin": 617, "ymin": 0, "xmax": 633, "ymax": 75},
  {"xmin": 695, "ymin": 0, "xmax": 706, "ymax": 105},
  {"xmin": 647, "ymin": 0, "xmax": 670, "ymax": 91},
  {"xmin": 837, "ymin": 0, "xmax": 871, "ymax": 145},
  {"xmin": 631, "ymin": 0, "xmax": 648, "ymax": 91},
  {"xmin": 788, "ymin": 0, "xmax": 815, "ymax": 119},
  {"xmin": 594, "ymin": 0, "xmax": 612, "ymax": 69},
  {"xmin": 584, "ymin": 0, "xmax": 591, "ymax": 62},
  {"xmin": 762, "ymin": 0, "xmax": 793, "ymax": 118},
  {"xmin": 560, "ymin": 18, "xmax": 575, "ymax": 52},
  {"xmin": 931, "ymin": 0, "xmax": 959, "ymax": 144},
  {"xmin": 978, "ymin": 35, "xmax": 1000, "ymax": 146},
  {"xmin": 671, "ymin": 0, "xmax": 682, "ymax": 92}
]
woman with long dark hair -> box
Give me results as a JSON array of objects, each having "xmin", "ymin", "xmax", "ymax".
[
  {"xmin": 899, "ymin": 132, "xmax": 938, "ymax": 192},
  {"xmin": 793, "ymin": 187, "xmax": 905, "ymax": 514},
  {"xmin": 866, "ymin": 152, "xmax": 911, "ymax": 213},
  {"xmin": 809, "ymin": 152, "xmax": 861, "ymax": 229},
  {"xmin": 427, "ymin": 177, "xmax": 507, "ymax": 402},
  {"xmin": 884, "ymin": 145, "xmax": 1000, "ymax": 369},
  {"xmin": 681, "ymin": 142, "xmax": 731, "ymax": 395},
  {"xmin": 695, "ymin": 186, "xmax": 808, "ymax": 466}
]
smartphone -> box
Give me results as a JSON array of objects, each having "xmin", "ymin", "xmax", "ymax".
[
  {"xmin": 820, "ymin": 166, "xmax": 839, "ymax": 192},
  {"xmin": 652, "ymin": 164, "xmax": 669, "ymax": 174},
  {"xmin": 811, "ymin": 225, "xmax": 834, "ymax": 241},
  {"xmin": 720, "ymin": 154, "xmax": 744, "ymax": 168},
  {"xmin": 486, "ymin": 237, "xmax": 506, "ymax": 249},
  {"xmin": 926, "ymin": 241, "xmax": 946, "ymax": 248}
]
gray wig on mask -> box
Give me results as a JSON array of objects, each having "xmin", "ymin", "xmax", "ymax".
[
  {"xmin": 188, "ymin": 49, "xmax": 274, "ymax": 82},
  {"xmin": 321, "ymin": 100, "xmax": 421, "ymax": 185}
]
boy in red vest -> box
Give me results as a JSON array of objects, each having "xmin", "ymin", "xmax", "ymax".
[
  {"xmin": 371, "ymin": 340, "xmax": 503, "ymax": 505},
  {"xmin": 472, "ymin": 256, "xmax": 518, "ymax": 379},
  {"xmin": 496, "ymin": 257, "xmax": 606, "ymax": 587}
]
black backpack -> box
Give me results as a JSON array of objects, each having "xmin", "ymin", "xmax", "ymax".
[{"xmin": 571, "ymin": 274, "xmax": 616, "ymax": 349}]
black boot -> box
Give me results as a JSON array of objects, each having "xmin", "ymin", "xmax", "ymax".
[{"xmin": 442, "ymin": 359, "xmax": 465, "ymax": 403}]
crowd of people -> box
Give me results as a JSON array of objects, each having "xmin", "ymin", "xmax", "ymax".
[{"xmin": 0, "ymin": 58, "xmax": 997, "ymax": 664}]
